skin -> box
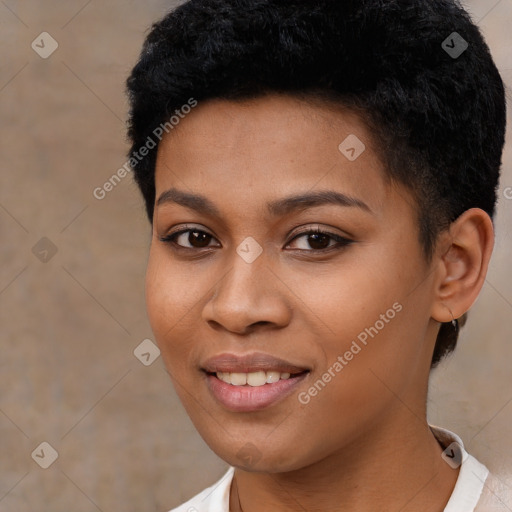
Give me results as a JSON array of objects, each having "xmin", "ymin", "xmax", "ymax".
[{"xmin": 145, "ymin": 94, "xmax": 494, "ymax": 511}]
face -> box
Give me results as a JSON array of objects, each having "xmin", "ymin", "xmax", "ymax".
[{"xmin": 146, "ymin": 94, "xmax": 439, "ymax": 472}]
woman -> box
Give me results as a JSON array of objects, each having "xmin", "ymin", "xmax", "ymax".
[{"xmin": 125, "ymin": 0, "xmax": 508, "ymax": 509}]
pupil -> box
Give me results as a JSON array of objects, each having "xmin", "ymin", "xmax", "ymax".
[
  {"xmin": 191, "ymin": 231, "xmax": 210, "ymax": 247},
  {"xmin": 309, "ymin": 233, "xmax": 329, "ymax": 250}
]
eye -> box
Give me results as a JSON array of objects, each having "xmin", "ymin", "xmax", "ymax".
[
  {"xmin": 159, "ymin": 226, "xmax": 220, "ymax": 249},
  {"xmin": 159, "ymin": 226, "xmax": 353, "ymax": 253},
  {"xmin": 287, "ymin": 228, "xmax": 353, "ymax": 251}
]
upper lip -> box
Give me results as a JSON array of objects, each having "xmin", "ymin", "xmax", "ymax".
[{"xmin": 201, "ymin": 352, "xmax": 310, "ymax": 374}]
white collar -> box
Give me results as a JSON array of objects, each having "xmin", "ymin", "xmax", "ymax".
[
  {"xmin": 169, "ymin": 425, "xmax": 489, "ymax": 511},
  {"xmin": 430, "ymin": 425, "xmax": 489, "ymax": 512}
]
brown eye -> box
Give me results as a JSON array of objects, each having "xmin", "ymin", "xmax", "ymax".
[
  {"xmin": 159, "ymin": 228, "xmax": 219, "ymax": 249},
  {"xmin": 305, "ymin": 232, "xmax": 331, "ymax": 250},
  {"xmin": 186, "ymin": 230, "xmax": 212, "ymax": 248},
  {"xmin": 287, "ymin": 229, "xmax": 353, "ymax": 252}
]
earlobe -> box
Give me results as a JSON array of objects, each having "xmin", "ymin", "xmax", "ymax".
[{"xmin": 431, "ymin": 208, "xmax": 494, "ymax": 323}]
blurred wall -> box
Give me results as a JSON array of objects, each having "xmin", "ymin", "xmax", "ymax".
[{"xmin": 0, "ymin": 1, "xmax": 511, "ymax": 510}]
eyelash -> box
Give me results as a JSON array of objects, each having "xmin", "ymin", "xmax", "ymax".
[{"xmin": 158, "ymin": 226, "xmax": 354, "ymax": 254}]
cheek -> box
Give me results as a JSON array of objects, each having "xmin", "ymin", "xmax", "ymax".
[
  {"xmin": 280, "ymin": 306, "xmax": 422, "ymax": 468},
  {"xmin": 285, "ymin": 251, "xmax": 428, "ymax": 399},
  {"xmin": 302, "ymin": 284, "xmax": 431, "ymax": 443},
  {"xmin": 145, "ymin": 252, "xmax": 172, "ymax": 336},
  {"xmin": 144, "ymin": 249, "xmax": 204, "ymax": 364},
  {"xmin": 282, "ymin": 251, "xmax": 411, "ymax": 346}
]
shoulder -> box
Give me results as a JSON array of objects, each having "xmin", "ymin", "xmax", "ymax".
[
  {"xmin": 168, "ymin": 467, "xmax": 235, "ymax": 512},
  {"xmin": 474, "ymin": 471, "xmax": 512, "ymax": 511},
  {"xmin": 430, "ymin": 425, "xmax": 512, "ymax": 511}
]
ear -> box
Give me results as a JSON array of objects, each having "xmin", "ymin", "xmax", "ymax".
[{"xmin": 431, "ymin": 208, "xmax": 494, "ymax": 323}]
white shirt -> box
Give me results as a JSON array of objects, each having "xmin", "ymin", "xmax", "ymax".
[{"xmin": 169, "ymin": 426, "xmax": 505, "ymax": 511}]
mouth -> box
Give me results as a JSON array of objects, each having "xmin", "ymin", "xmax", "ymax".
[
  {"xmin": 211, "ymin": 369, "xmax": 306, "ymax": 386},
  {"xmin": 201, "ymin": 352, "xmax": 310, "ymax": 412}
]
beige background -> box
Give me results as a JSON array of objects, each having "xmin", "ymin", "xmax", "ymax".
[{"xmin": 0, "ymin": 1, "xmax": 511, "ymax": 510}]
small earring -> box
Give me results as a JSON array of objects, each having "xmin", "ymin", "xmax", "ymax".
[{"xmin": 449, "ymin": 309, "xmax": 458, "ymax": 332}]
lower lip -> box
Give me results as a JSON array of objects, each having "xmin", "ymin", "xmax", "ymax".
[{"xmin": 205, "ymin": 372, "xmax": 309, "ymax": 412}]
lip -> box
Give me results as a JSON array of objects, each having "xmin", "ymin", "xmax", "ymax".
[
  {"xmin": 205, "ymin": 371, "xmax": 309, "ymax": 412},
  {"xmin": 201, "ymin": 352, "xmax": 310, "ymax": 412},
  {"xmin": 201, "ymin": 352, "xmax": 309, "ymax": 374}
]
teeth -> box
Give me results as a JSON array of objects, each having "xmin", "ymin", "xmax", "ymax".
[
  {"xmin": 230, "ymin": 373, "xmax": 247, "ymax": 385},
  {"xmin": 216, "ymin": 370, "xmax": 297, "ymax": 387},
  {"xmin": 266, "ymin": 371, "xmax": 281, "ymax": 383},
  {"xmin": 247, "ymin": 371, "xmax": 266, "ymax": 386}
]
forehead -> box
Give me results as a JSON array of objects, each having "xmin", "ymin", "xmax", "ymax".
[{"xmin": 154, "ymin": 94, "xmax": 399, "ymax": 218}]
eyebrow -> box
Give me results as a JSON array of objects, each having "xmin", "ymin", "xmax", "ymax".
[{"xmin": 156, "ymin": 187, "xmax": 373, "ymax": 217}]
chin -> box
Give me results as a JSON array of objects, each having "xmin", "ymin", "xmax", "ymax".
[{"xmin": 207, "ymin": 439, "xmax": 311, "ymax": 473}]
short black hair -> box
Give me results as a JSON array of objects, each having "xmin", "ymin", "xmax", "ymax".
[{"xmin": 126, "ymin": 0, "xmax": 506, "ymax": 367}]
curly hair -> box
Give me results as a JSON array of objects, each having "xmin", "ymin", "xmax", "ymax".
[{"xmin": 126, "ymin": 0, "xmax": 506, "ymax": 367}]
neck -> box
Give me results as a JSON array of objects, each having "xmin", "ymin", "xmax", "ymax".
[{"xmin": 230, "ymin": 411, "xmax": 459, "ymax": 512}]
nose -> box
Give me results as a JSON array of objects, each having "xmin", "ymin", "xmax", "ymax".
[{"xmin": 201, "ymin": 254, "xmax": 292, "ymax": 335}]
